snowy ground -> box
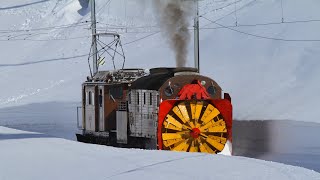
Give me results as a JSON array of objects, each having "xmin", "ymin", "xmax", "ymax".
[
  {"xmin": 1, "ymin": 126, "xmax": 320, "ymax": 180},
  {"xmin": 1, "ymin": 102, "xmax": 320, "ymax": 173},
  {"xmin": 0, "ymin": 102, "xmax": 79, "ymax": 140}
]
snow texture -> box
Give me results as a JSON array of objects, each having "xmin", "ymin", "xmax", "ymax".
[{"xmin": 0, "ymin": 126, "xmax": 320, "ymax": 180}]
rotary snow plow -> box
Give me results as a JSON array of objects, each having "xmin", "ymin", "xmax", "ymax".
[{"xmin": 157, "ymin": 80, "xmax": 233, "ymax": 155}]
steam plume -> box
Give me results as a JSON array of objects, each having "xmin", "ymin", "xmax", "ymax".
[{"xmin": 153, "ymin": 0, "xmax": 194, "ymax": 67}]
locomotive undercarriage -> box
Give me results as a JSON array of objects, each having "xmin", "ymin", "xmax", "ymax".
[{"xmin": 76, "ymin": 131, "xmax": 157, "ymax": 149}]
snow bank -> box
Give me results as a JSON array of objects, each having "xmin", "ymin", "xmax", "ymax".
[{"xmin": 0, "ymin": 126, "xmax": 319, "ymax": 180}]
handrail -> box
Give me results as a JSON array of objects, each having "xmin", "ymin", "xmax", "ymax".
[{"xmin": 76, "ymin": 106, "xmax": 83, "ymax": 130}]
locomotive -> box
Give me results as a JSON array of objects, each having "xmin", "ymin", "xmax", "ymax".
[
  {"xmin": 76, "ymin": 68, "xmax": 232, "ymax": 155},
  {"xmin": 76, "ymin": 67, "xmax": 233, "ymax": 155}
]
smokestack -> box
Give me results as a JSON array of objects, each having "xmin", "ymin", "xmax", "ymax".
[{"xmin": 153, "ymin": 0, "xmax": 194, "ymax": 67}]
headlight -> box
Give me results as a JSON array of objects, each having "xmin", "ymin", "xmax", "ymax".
[
  {"xmin": 164, "ymin": 86, "xmax": 174, "ymax": 97},
  {"xmin": 207, "ymin": 85, "xmax": 216, "ymax": 96}
]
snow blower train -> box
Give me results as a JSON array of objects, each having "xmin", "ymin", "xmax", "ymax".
[{"xmin": 76, "ymin": 67, "xmax": 233, "ymax": 155}]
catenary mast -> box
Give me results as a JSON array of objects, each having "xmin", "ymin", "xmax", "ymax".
[
  {"xmin": 194, "ymin": 0, "xmax": 200, "ymax": 73},
  {"xmin": 90, "ymin": 0, "xmax": 98, "ymax": 75}
]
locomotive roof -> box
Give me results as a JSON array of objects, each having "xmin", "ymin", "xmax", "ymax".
[
  {"xmin": 130, "ymin": 67, "xmax": 198, "ymax": 90},
  {"xmin": 86, "ymin": 69, "xmax": 146, "ymax": 84},
  {"xmin": 149, "ymin": 67, "xmax": 198, "ymax": 74},
  {"xmin": 84, "ymin": 67, "xmax": 199, "ymax": 89}
]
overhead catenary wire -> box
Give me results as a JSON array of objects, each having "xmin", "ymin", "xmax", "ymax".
[
  {"xmin": 0, "ymin": 20, "xmax": 92, "ymax": 41},
  {"xmin": 95, "ymin": 22, "xmax": 159, "ymax": 29},
  {"xmin": 201, "ymin": 16, "xmax": 320, "ymax": 42},
  {"xmin": 0, "ymin": 36, "xmax": 90, "ymax": 42},
  {"xmin": 201, "ymin": 0, "xmax": 258, "ymax": 28},
  {"xmin": 89, "ymin": 18, "xmax": 320, "ymax": 34},
  {"xmin": 200, "ymin": 0, "xmax": 243, "ymax": 17},
  {"xmin": 199, "ymin": 19, "xmax": 320, "ymax": 30},
  {"xmin": 0, "ymin": 54, "xmax": 89, "ymax": 68},
  {"xmin": 0, "ymin": 32, "xmax": 159, "ymax": 68},
  {"xmin": 0, "ymin": 21, "xmax": 91, "ymax": 34},
  {"xmin": 122, "ymin": 32, "xmax": 160, "ymax": 45},
  {"xmin": 3, "ymin": 0, "xmax": 320, "ymax": 69},
  {"xmin": 96, "ymin": 0, "xmax": 112, "ymax": 16},
  {"xmin": 0, "ymin": 0, "xmax": 254, "ymax": 42}
]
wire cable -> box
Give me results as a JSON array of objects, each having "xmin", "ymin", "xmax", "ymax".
[
  {"xmin": 0, "ymin": 21, "xmax": 91, "ymax": 34},
  {"xmin": 96, "ymin": 22, "xmax": 159, "ymax": 29},
  {"xmin": 96, "ymin": 0, "xmax": 112, "ymax": 16},
  {"xmin": 123, "ymin": 32, "xmax": 160, "ymax": 45},
  {"xmin": 199, "ymin": 19, "xmax": 320, "ymax": 30},
  {"xmin": 201, "ymin": 0, "xmax": 258, "ymax": 28},
  {"xmin": 0, "ymin": 36, "xmax": 90, "ymax": 42},
  {"xmin": 201, "ymin": 16, "xmax": 320, "ymax": 42},
  {"xmin": 0, "ymin": 54, "xmax": 88, "ymax": 67},
  {"xmin": 200, "ymin": 0, "xmax": 243, "ymax": 17}
]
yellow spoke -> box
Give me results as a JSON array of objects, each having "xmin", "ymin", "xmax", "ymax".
[
  {"xmin": 194, "ymin": 101, "xmax": 203, "ymax": 128},
  {"xmin": 166, "ymin": 115, "xmax": 183, "ymax": 129},
  {"xmin": 208, "ymin": 135, "xmax": 227, "ymax": 144},
  {"xmin": 177, "ymin": 102, "xmax": 195, "ymax": 128},
  {"xmin": 188, "ymin": 121, "xmax": 195, "ymax": 129},
  {"xmin": 195, "ymin": 101, "xmax": 203, "ymax": 120},
  {"xmin": 172, "ymin": 106, "xmax": 187, "ymax": 123},
  {"xmin": 199, "ymin": 119, "xmax": 225, "ymax": 132},
  {"xmin": 207, "ymin": 125, "xmax": 227, "ymax": 133},
  {"xmin": 173, "ymin": 141, "xmax": 189, "ymax": 151},
  {"xmin": 199, "ymin": 143, "xmax": 208, "ymax": 153},
  {"xmin": 199, "ymin": 133, "xmax": 208, "ymax": 138},
  {"xmin": 206, "ymin": 136, "xmax": 225, "ymax": 151},
  {"xmin": 189, "ymin": 141, "xmax": 198, "ymax": 152},
  {"xmin": 162, "ymin": 133, "xmax": 183, "ymax": 140},
  {"xmin": 178, "ymin": 103, "xmax": 190, "ymax": 122},
  {"xmin": 203, "ymin": 143, "xmax": 216, "ymax": 154},
  {"xmin": 190, "ymin": 102, "xmax": 196, "ymax": 120},
  {"xmin": 182, "ymin": 125, "xmax": 192, "ymax": 131},
  {"xmin": 163, "ymin": 121, "xmax": 181, "ymax": 131},
  {"xmin": 201, "ymin": 104, "xmax": 220, "ymax": 125},
  {"xmin": 163, "ymin": 139, "xmax": 184, "ymax": 147}
]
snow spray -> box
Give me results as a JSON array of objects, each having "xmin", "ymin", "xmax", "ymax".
[{"xmin": 153, "ymin": 0, "xmax": 194, "ymax": 67}]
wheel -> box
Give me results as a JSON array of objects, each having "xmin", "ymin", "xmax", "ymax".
[{"xmin": 160, "ymin": 100, "xmax": 228, "ymax": 154}]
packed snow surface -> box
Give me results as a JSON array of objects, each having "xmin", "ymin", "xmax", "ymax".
[{"xmin": 0, "ymin": 126, "xmax": 319, "ymax": 180}]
